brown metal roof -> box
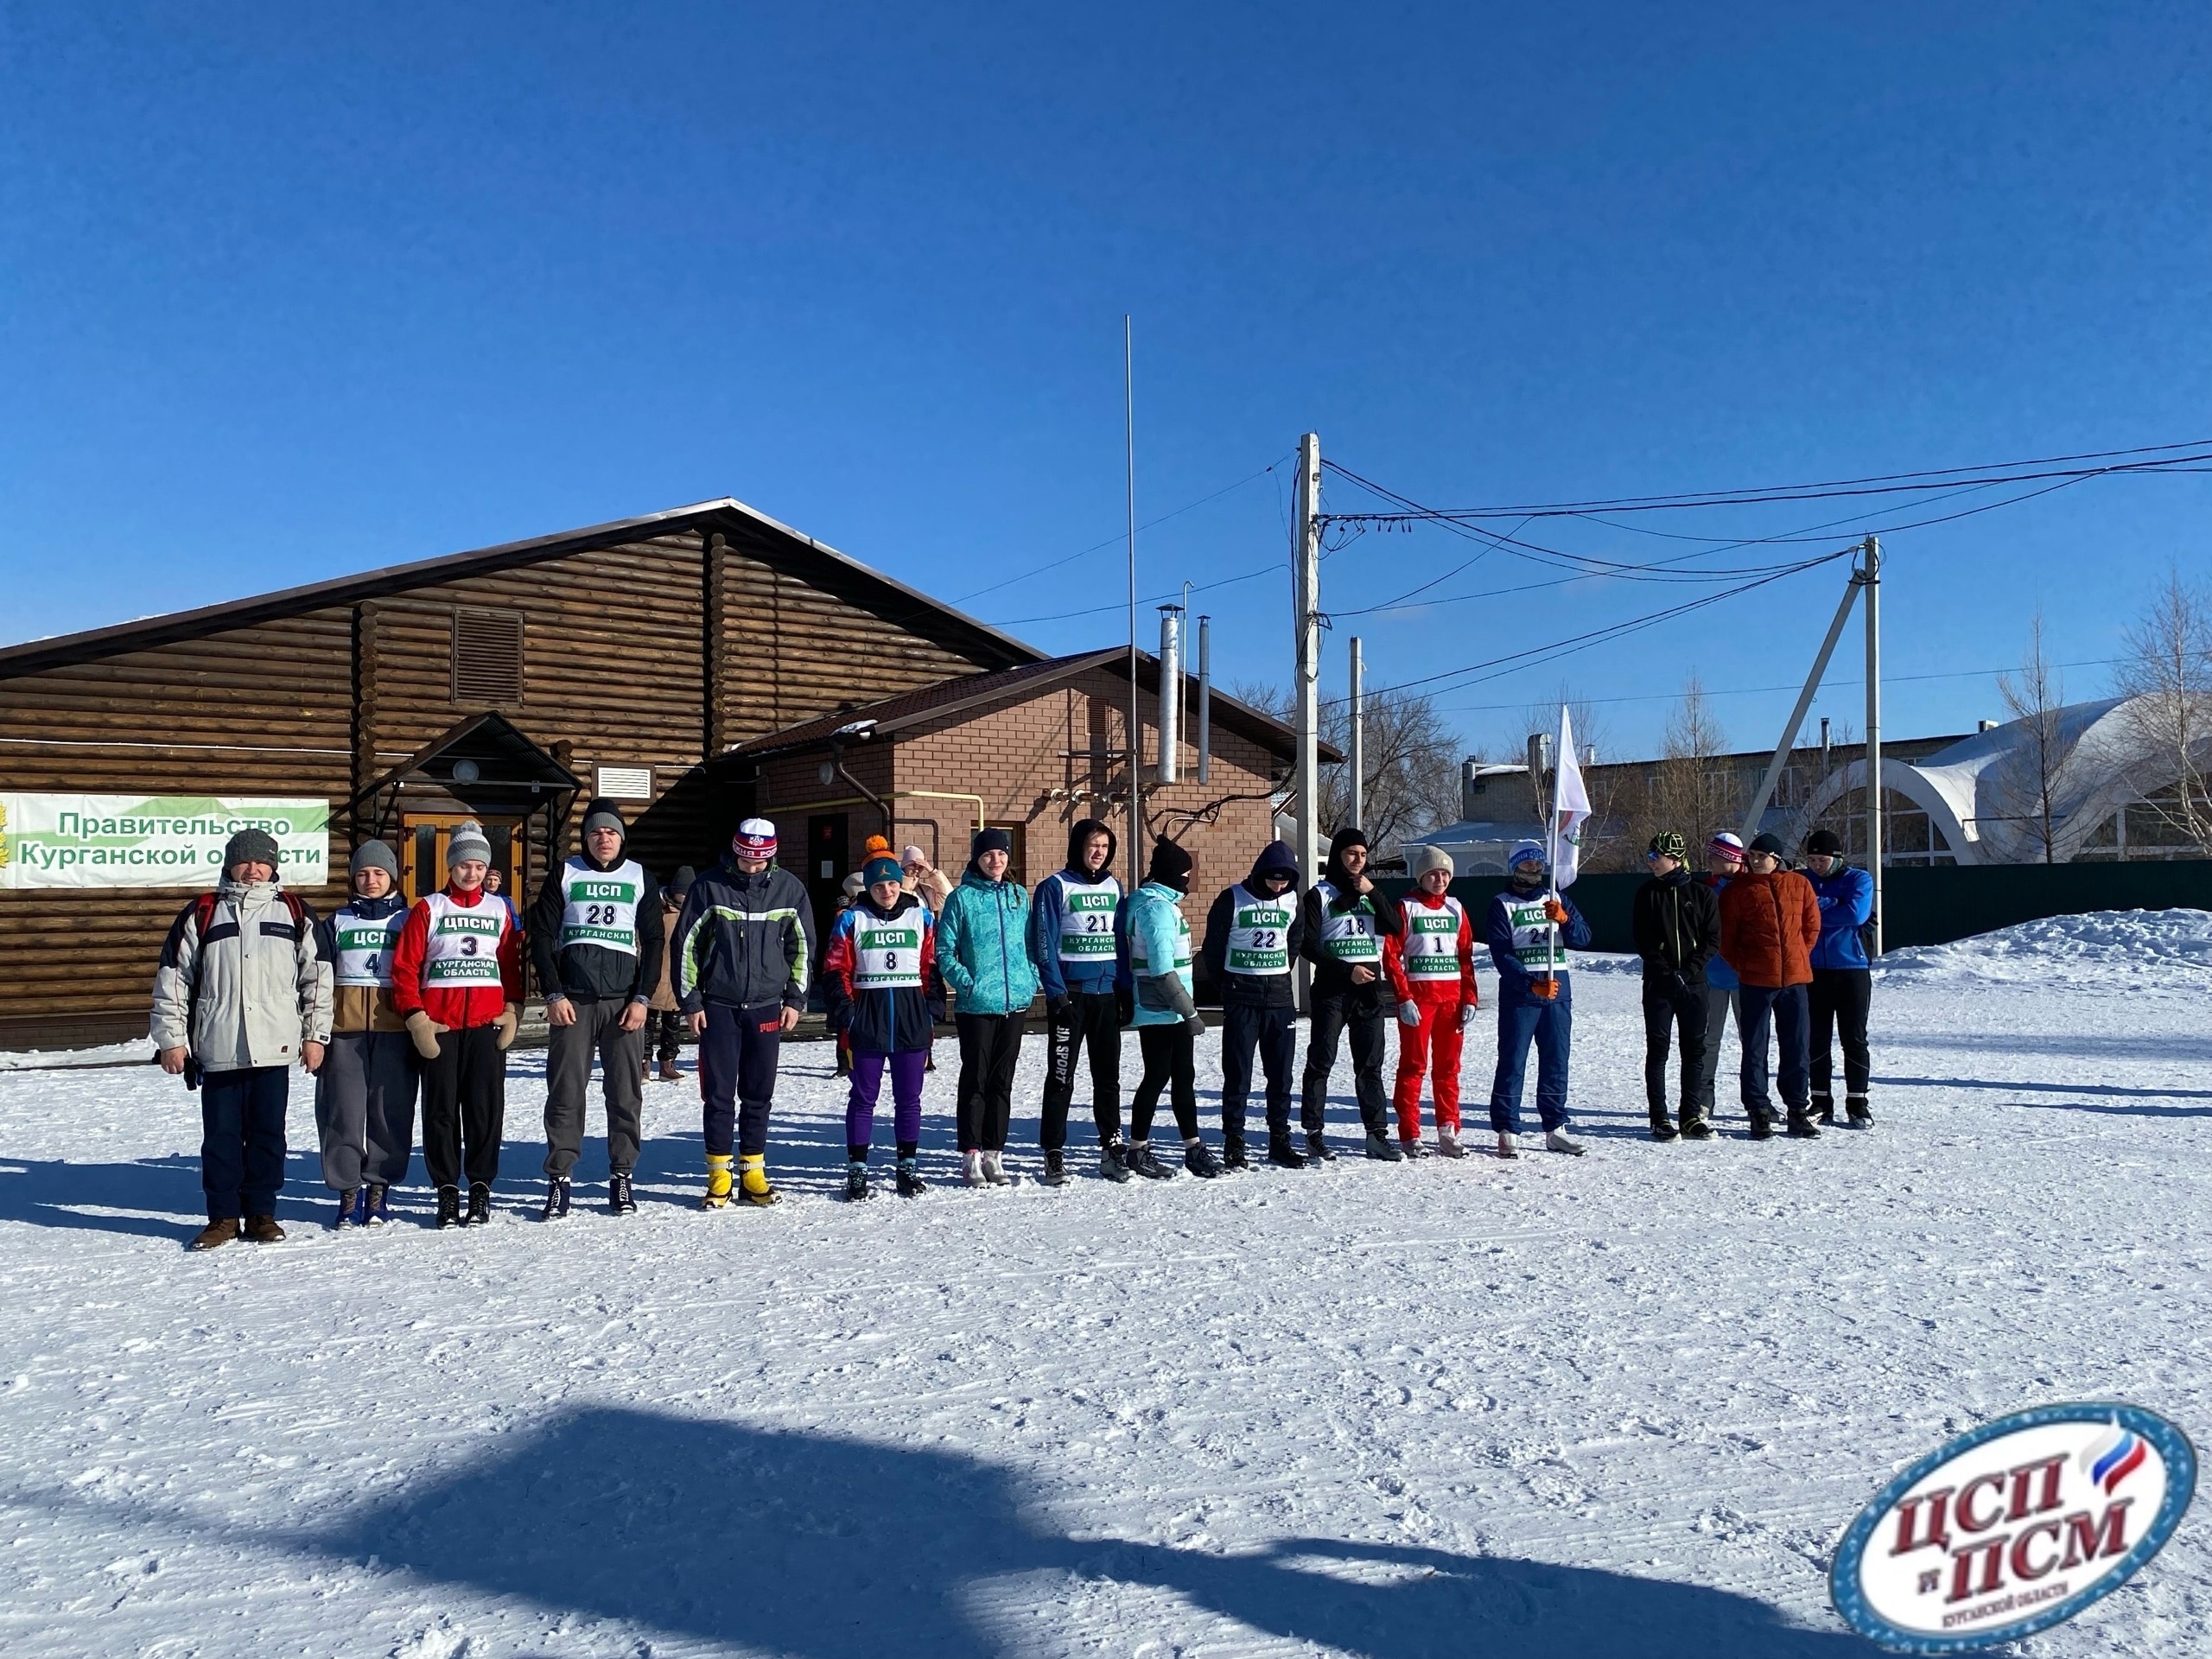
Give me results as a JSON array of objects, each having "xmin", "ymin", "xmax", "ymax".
[
  {"xmin": 0, "ymin": 498, "xmax": 1042, "ymax": 679},
  {"xmin": 729, "ymin": 648, "xmax": 1338, "ymax": 766}
]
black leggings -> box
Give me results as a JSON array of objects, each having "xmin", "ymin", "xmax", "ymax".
[
  {"xmin": 955, "ymin": 1012, "xmax": 1023, "ymax": 1152},
  {"xmin": 1132, "ymin": 1023, "xmax": 1200, "ymax": 1142}
]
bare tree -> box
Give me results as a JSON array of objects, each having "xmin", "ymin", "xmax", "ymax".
[
  {"xmin": 1234, "ymin": 678, "xmax": 1460, "ymax": 852},
  {"xmin": 1613, "ymin": 676, "xmax": 1737, "ymax": 862},
  {"xmin": 1997, "ymin": 611, "xmax": 2067, "ymax": 862},
  {"xmin": 2116, "ymin": 567, "xmax": 2212, "ymax": 854}
]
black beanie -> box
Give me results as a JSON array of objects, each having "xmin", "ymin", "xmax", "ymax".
[
  {"xmin": 667, "ymin": 864, "xmax": 696, "ymax": 900},
  {"xmin": 1749, "ymin": 831, "xmax": 1788, "ymax": 856},
  {"xmin": 972, "ymin": 826, "xmax": 1013, "ymax": 859},
  {"xmin": 1329, "ymin": 825, "xmax": 1369, "ymax": 858},
  {"xmin": 582, "ymin": 797, "xmax": 626, "ymax": 840},
  {"xmin": 1145, "ymin": 837, "xmax": 1193, "ymax": 893},
  {"xmin": 1804, "ymin": 829, "xmax": 1844, "ymax": 857}
]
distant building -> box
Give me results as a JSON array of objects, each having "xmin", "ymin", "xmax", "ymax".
[
  {"xmin": 1400, "ymin": 760, "xmax": 1550, "ymax": 875},
  {"xmin": 1575, "ymin": 697, "xmax": 2209, "ymax": 868}
]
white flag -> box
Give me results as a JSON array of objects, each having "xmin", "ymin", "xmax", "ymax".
[{"xmin": 1548, "ymin": 705, "xmax": 1592, "ymax": 891}]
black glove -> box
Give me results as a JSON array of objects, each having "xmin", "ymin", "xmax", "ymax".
[
  {"xmin": 1047, "ymin": 995, "xmax": 1071, "ymax": 1020},
  {"xmin": 1115, "ymin": 985, "xmax": 1135, "ymax": 1027}
]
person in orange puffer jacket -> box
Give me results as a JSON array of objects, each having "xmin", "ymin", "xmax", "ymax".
[
  {"xmin": 390, "ymin": 820, "xmax": 525, "ymax": 1227},
  {"xmin": 1715, "ymin": 832, "xmax": 1822, "ymax": 1140},
  {"xmin": 1382, "ymin": 844, "xmax": 1479, "ymax": 1157}
]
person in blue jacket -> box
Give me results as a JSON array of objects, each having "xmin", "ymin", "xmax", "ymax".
[
  {"xmin": 1694, "ymin": 831, "xmax": 1745, "ymax": 1121},
  {"xmin": 1484, "ymin": 841, "xmax": 1593, "ymax": 1158},
  {"xmin": 935, "ymin": 827, "xmax": 1039, "ymax": 1187},
  {"xmin": 1027, "ymin": 818, "xmax": 1122, "ymax": 1186},
  {"xmin": 1802, "ymin": 827, "xmax": 1875, "ymax": 1127},
  {"xmin": 1116, "ymin": 838, "xmax": 1222, "ymax": 1181}
]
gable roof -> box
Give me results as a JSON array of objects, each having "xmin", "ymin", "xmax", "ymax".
[
  {"xmin": 0, "ymin": 498, "xmax": 1041, "ymax": 679},
  {"xmin": 729, "ymin": 648, "xmax": 1339, "ymax": 766}
]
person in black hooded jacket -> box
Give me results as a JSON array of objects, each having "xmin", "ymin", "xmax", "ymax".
[
  {"xmin": 1296, "ymin": 826, "xmax": 1406, "ymax": 1163},
  {"xmin": 1027, "ymin": 817, "xmax": 1125, "ymax": 1185},
  {"xmin": 1630, "ymin": 830, "xmax": 1720, "ymax": 1141},
  {"xmin": 1200, "ymin": 838, "xmax": 1306, "ymax": 1168}
]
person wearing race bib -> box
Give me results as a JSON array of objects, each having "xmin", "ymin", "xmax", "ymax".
[
  {"xmin": 822, "ymin": 855, "xmax": 944, "ymax": 1199},
  {"xmin": 311, "ymin": 839, "xmax": 417, "ymax": 1229},
  {"xmin": 1200, "ymin": 839, "xmax": 1305, "ymax": 1168},
  {"xmin": 1117, "ymin": 838, "xmax": 1221, "ymax": 1179},
  {"xmin": 528, "ymin": 798, "xmax": 664, "ymax": 1220},
  {"xmin": 1483, "ymin": 842, "xmax": 1592, "ymax": 1158},
  {"xmin": 1028, "ymin": 817, "xmax": 1125, "ymax": 1185},
  {"xmin": 390, "ymin": 820, "xmax": 525, "ymax": 1229},
  {"xmin": 1382, "ymin": 844, "xmax": 1479, "ymax": 1157},
  {"xmin": 1297, "ymin": 826, "xmax": 1407, "ymax": 1163}
]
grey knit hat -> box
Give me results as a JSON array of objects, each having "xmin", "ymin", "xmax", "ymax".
[
  {"xmin": 582, "ymin": 796, "xmax": 626, "ymax": 841},
  {"xmin": 447, "ymin": 820, "xmax": 493, "ymax": 868},
  {"xmin": 350, "ymin": 839, "xmax": 401, "ymax": 881},
  {"xmin": 1409, "ymin": 843, "xmax": 1453, "ymax": 878},
  {"xmin": 222, "ymin": 827, "xmax": 282, "ymax": 875}
]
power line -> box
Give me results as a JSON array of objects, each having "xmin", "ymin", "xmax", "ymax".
[
  {"xmin": 953, "ymin": 454, "xmax": 1290, "ymax": 603},
  {"xmin": 994, "ymin": 560, "xmax": 1279, "ymax": 626},
  {"xmin": 1319, "ymin": 437, "xmax": 2212, "ymax": 519},
  {"xmin": 1428, "ymin": 657, "xmax": 2128, "ymax": 715}
]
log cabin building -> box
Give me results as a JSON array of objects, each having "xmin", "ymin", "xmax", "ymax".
[{"xmin": 0, "ymin": 498, "xmax": 1316, "ymax": 1046}]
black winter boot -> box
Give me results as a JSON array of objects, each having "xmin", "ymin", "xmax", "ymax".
[
  {"xmin": 1127, "ymin": 1142, "xmax": 1175, "ymax": 1180},
  {"xmin": 1267, "ymin": 1136, "xmax": 1306, "ymax": 1169},
  {"xmin": 541, "ymin": 1177, "xmax": 570, "ymax": 1221},
  {"xmin": 1846, "ymin": 1094, "xmax": 1873, "ymax": 1127},
  {"xmin": 1648, "ymin": 1108, "xmax": 1679, "ymax": 1142},
  {"xmin": 1098, "ymin": 1141, "xmax": 1133, "ymax": 1184},
  {"xmin": 1222, "ymin": 1138, "xmax": 1249, "ymax": 1172},
  {"xmin": 895, "ymin": 1156, "xmax": 926, "ymax": 1197},
  {"xmin": 1040, "ymin": 1149, "xmax": 1067, "ymax": 1187},
  {"xmin": 1306, "ymin": 1132, "xmax": 1337, "ymax": 1163},
  {"xmin": 1785, "ymin": 1110, "xmax": 1822, "ymax": 1139},
  {"xmin": 608, "ymin": 1170, "xmax": 636, "ymax": 1214},
  {"xmin": 436, "ymin": 1185, "xmax": 462, "ymax": 1229},
  {"xmin": 1184, "ymin": 1141, "xmax": 1224, "ymax": 1179},
  {"xmin": 1811, "ymin": 1091, "xmax": 1836, "ymax": 1125},
  {"xmin": 466, "ymin": 1181, "xmax": 493, "ymax": 1224},
  {"xmin": 844, "ymin": 1159, "xmax": 873, "ymax": 1201},
  {"xmin": 1363, "ymin": 1131, "xmax": 1405, "ymax": 1162}
]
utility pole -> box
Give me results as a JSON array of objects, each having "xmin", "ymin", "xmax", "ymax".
[
  {"xmin": 1293, "ymin": 433, "xmax": 1322, "ymax": 1015},
  {"xmin": 1294, "ymin": 433, "xmax": 1322, "ymax": 887},
  {"xmin": 1124, "ymin": 317, "xmax": 1143, "ymax": 869},
  {"xmin": 1347, "ymin": 635, "xmax": 1364, "ymax": 832},
  {"xmin": 1861, "ymin": 533, "xmax": 1884, "ymax": 954}
]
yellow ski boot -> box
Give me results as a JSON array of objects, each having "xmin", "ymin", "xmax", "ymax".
[
  {"xmin": 700, "ymin": 1154, "xmax": 733, "ymax": 1211},
  {"xmin": 738, "ymin": 1153, "xmax": 780, "ymax": 1208}
]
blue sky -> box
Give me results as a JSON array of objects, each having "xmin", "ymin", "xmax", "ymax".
[{"xmin": 3, "ymin": 3, "xmax": 2206, "ymax": 760}]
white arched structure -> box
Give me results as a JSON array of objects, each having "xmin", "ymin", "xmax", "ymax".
[{"xmin": 1783, "ymin": 695, "xmax": 2201, "ymax": 865}]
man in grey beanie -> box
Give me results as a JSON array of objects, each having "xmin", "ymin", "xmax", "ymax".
[
  {"xmin": 312, "ymin": 839, "xmax": 418, "ymax": 1227},
  {"xmin": 153, "ymin": 825, "xmax": 331, "ymax": 1249},
  {"xmin": 528, "ymin": 797, "xmax": 664, "ymax": 1217}
]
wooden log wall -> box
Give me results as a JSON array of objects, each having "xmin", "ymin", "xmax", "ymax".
[
  {"xmin": 0, "ymin": 612, "xmax": 355, "ymax": 1037},
  {"xmin": 0, "ymin": 524, "xmax": 1016, "ymax": 1042}
]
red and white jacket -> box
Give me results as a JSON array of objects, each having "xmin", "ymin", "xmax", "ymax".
[
  {"xmin": 390, "ymin": 884, "xmax": 525, "ymax": 1030},
  {"xmin": 1383, "ymin": 890, "xmax": 1479, "ymax": 1010}
]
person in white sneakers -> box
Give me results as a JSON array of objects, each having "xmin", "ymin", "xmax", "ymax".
[
  {"xmin": 1482, "ymin": 842, "xmax": 1592, "ymax": 1158},
  {"xmin": 1382, "ymin": 844, "xmax": 1479, "ymax": 1156}
]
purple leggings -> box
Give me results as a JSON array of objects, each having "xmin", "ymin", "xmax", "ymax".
[{"xmin": 847, "ymin": 1049, "xmax": 927, "ymax": 1148}]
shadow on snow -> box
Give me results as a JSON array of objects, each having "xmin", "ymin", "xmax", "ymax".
[{"xmin": 305, "ymin": 1404, "xmax": 1867, "ymax": 1659}]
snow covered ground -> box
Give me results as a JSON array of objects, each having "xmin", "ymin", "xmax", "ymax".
[{"xmin": 1, "ymin": 912, "xmax": 2206, "ymax": 1658}]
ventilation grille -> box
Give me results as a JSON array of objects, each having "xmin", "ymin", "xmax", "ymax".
[{"xmin": 451, "ymin": 609, "xmax": 524, "ymax": 707}]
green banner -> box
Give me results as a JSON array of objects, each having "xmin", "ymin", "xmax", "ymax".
[{"xmin": 0, "ymin": 795, "xmax": 330, "ymax": 890}]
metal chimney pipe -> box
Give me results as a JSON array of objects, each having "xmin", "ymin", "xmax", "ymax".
[
  {"xmin": 1158, "ymin": 604, "xmax": 1183, "ymax": 786},
  {"xmin": 1196, "ymin": 613, "xmax": 1211, "ymax": 785}
]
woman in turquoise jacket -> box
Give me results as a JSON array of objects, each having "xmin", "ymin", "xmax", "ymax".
[
  {"xmin": 1116, "ymin": 839, "xmax": 1223, "ymax": 1182},
  {"xmin": 935, "ymin": 828, "xmax": 1039, "ymax": 1185}
]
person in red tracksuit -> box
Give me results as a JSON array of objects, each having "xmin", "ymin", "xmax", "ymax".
[
  {"xmin": 390, "ymin": 820, "xmax": 525, "ymax": 1230},
  {"xmin": 1382, "ymin": 844, "xmax": 1479, "ymax": 1157}
]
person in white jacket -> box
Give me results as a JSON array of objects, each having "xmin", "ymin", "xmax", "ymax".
[{"xmin": 152, "ymin": 828, "xmax": 331, "ymax": 1250}]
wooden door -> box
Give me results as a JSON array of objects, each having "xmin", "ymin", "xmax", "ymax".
[
  {"xmin": 805, "ymin": 812, "xmax": 849, "ymax": 948},
  {"xmin": 399, "ymin": 812, "xmax": 521, "ymax": 906}
]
